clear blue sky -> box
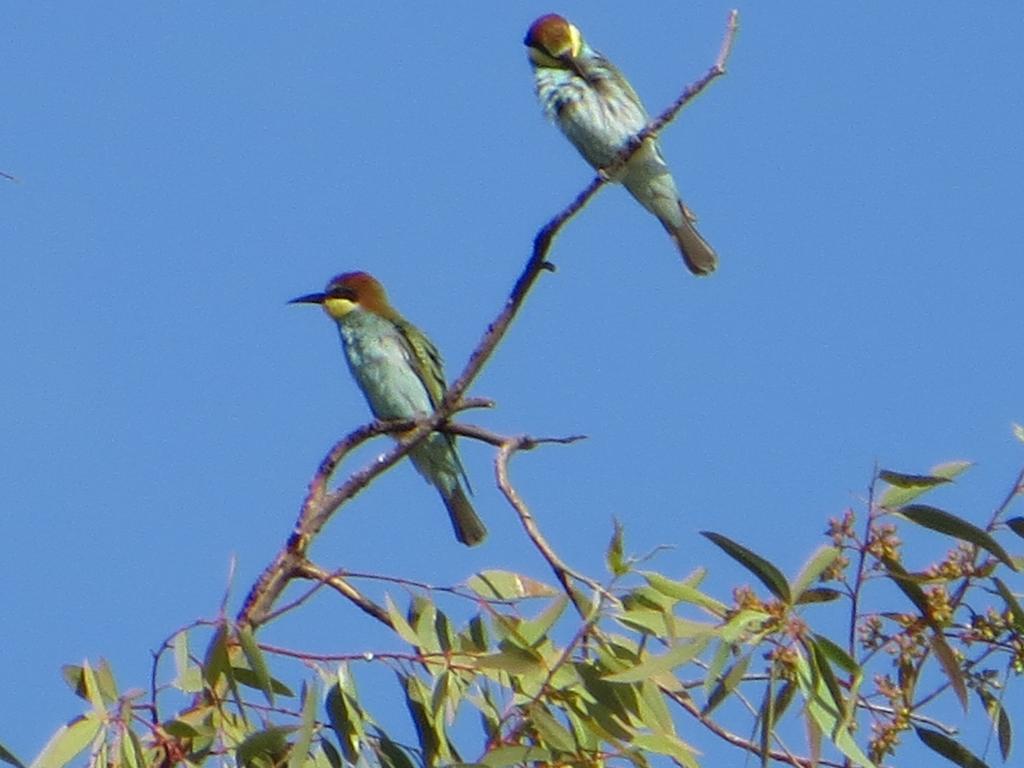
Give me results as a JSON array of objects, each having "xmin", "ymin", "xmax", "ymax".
[{"xmin": 3, "ymin": 3, "xmax": 1023, "ymax": 763}]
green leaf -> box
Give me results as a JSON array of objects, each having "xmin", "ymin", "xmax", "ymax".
[
  {"xmin": 30, "ymin": 715, "xmax": 102, "ymax": 768},
  {"xmin": 93, "ymin": 660, "xmax": 119, "ymax": 703},
  {"xmin": 701, "ymin": 531, "xmax": 791, "ymax": 602},
  {"xmin": 1014, "ymin": 423, "xmax": 1024, "ymax": 443},
  {"xmin": 399, "ymin": 673, "xmax": 451, "ymax": 765},
  {"xmin": 372, "ymin": 728, "xmax": 416, "ymax": 768},
  {"xmin": 606, "ymin": 518, "xmax": 627, "ymax": 577},
  {"xmin": 287, "ymin": 682, "xmax": 317, "ymax": 768},
  {"xmin": 805, "ymin": 638, "xmax": 844, "ymax": 714},
  {"xmin": 383, "ymin": 595, "xmax": 420, "ymax": 647},
  {"xmin": 409, "ymin": 596, "xmax": 441, "ymax": 654},
  {"xmin": 812, "ymin": 633, "xmax": 858, "ymax": 675},
  {"xmin": 467, "ymin": 570, "xmax": 558, "ymax": 600},
  {"xmin": 235, "ymin": 726, "xmax": 293, "ymax": 768},
  {"xmin": 475, "ymin": 646, "xmax": 545, "ymax": 676},
  {"xmin": 879, "ymin": 469, "xmax": 953, "ymax": 489},
  {"xmin": 325, "ymin": 669, "xmax": 365, "ymax": 764},
  {"xmin": 202, "ymin": 623, "xmax": 231, "ymax": 687},
  {"xmin": 915, "ymin": 726, "xmax": 990, "ymax": 768},
  {"xmin": 527, "ymin": 704, "xmax": 576, "ymax": 753},
  {"xmin": 637, "ymin": 679, "xmax": 675, "ymax": 735},
  {"xmin": 795, "ymin": 588, "xmax": 842, "ymax": 605},
  {"xmin": 879, "ymin": 461, "xmax": 972, "ymax": 508},
  {"xmin": 171, "ymin": 631, "xmax": 202, "ymax": 693},
  {"xmin": 928, "ymin": 632, "xmax": 968, "ymax": 713},
  {"xmin": 0, "ymin": 743, "xmax": 26, "ymax": 768},
  {"xmin": 515, "ymin": 596, "xmax": 568, "ymax": 646},
  {"xmin": 237, "ymin": 625, "xmax": 274, "ymax": 706},
  {"xmin": 603, "ymin": 639, "xmax": 709, "ymax": 683},
  {"xmin": 899, "ymin": 504, "xmax": 1017, "ymax": 570},
  {"xmin": 790, "ymin": 545, "xmax": 840, "ymax": 602},
  {"xmin": 318, "ymin": 739, "xmax": 342, "ymax": 768},
  {"xmin": 702, "ymin": 652, "xmax": 751, "ymax": 716},
  {"xmin": 881, "ymin": 556, "xmax": 968, "ymax": 711},
  {"xmin": 232, "ymin": 668, "xmax": 294, "ymax": 698},
  {"xmin": 998, "ymin": 702, "xmax": 1012, "ymax": 761},
  {"xmin": 793, "ymin": 651, "xmax": 877, "ymax": 767},
  {"xmin": 631, "ymin": 733, "xmax": 700, "ymax": 768},
  {"xmin": 80, "ymin": 661, "xmax": 108, "ymax": 718},
  {"xmin": 1007, "ymin": 517, "xmax": 1024, "ymax": 539},
  {"xmin": 479, "ymin": 746, "xmax": 554, "ymax": 767},
  {"xmin": 120, "ymin": 725, "xmax": 144, "ymax": 768},
  {"xmin": 642, "ymin": 571, "xmax": 727, "ymax": 615},
  {"xmin": 992, "ymin": 577, "xmax": 1024, "ymax": 634}
]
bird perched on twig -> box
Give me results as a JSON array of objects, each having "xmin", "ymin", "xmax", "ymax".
[
  {"xmin": 524, "ymin": 13, "xmax": 717, "ymax": 275},
  {"xmin": 290, "ymin": 272, "xmax": 486, "ymax": 546}
]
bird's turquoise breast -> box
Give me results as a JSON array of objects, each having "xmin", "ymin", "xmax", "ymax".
[{"xmin": 337, "ymin": 312, "xmax": 432, "ymax": 421}]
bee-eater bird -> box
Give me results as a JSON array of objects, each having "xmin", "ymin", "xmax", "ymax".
[
  {"xmin": 290, "ymin": 272, "xmax": 486, "ymax": 546},
  {"xmin": 524, "ymin": 13, "xmax": 717, "ymax": 276}
]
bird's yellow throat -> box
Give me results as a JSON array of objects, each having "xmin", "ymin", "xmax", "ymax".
[{"xmin": 322, "ymin": 297, "xmax": 358, "ymax": 320}]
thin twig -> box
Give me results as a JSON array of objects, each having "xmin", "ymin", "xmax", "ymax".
[{"xmin": 495, "ymin": 436, "xmax": 611, "ymax": 611}]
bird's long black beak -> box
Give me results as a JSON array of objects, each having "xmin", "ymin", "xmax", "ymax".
[{"xmin": 288, "ymin": 292, "xmax": 327, "ymax": 305}]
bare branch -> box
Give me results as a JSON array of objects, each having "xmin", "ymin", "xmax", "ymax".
[{"xmin": 237, "ymin": 6, "xmax": 739, "ymax": 634}]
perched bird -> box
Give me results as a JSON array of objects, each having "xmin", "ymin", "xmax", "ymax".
[
  {"xmin": 524, "ymin": 13, "xmax": 717, "ymax": 275},
  {"xmin": 290, "ymin": 272, "xmax": 486, "ymax": 546}
]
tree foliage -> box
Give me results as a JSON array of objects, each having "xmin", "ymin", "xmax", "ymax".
[{"xmin": 4, "ymin": 10, "xmax": 1023, "ymax": 768}]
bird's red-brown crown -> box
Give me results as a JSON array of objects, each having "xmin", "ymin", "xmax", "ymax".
[
  {"xmin": 325, "ymin": 271, "xmax": 394, "ymax": 316},
  {"xmin": 524, "ymin": 14, "xmax": 579, "ymax": 58}
]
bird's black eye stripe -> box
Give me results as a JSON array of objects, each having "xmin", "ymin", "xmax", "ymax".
[{"xmin": 327, "ymin": 287, "xmax": 356, "ymax": 301}]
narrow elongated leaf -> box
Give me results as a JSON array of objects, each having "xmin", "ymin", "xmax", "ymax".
[
  {"xmin": 998, "ymin": 703, "xmax": 1012, "ymax": 761},
  {"xmin": 899, "ymin": 504, "xmax": 1017, "ymax": 570},
  {"xmin": 232, "ymin": 668, "xmax": 294, "ymax": 698},
  {"xmin": 202, "ymin": 623, "xmax": 230, "ymax": 687},
  {"xmin": 80, "ymin": 661, "xmax": 108, "ymax": 718},
  {"xmin": 372, "ymin": 728, "xmax": 416, "ymax": 768},
  {"xmin": 319, "ymin": 739, "xmax": 342, "ymax": 768},
  {"xmin": 606, "ymin": 518, "xmax": 627, "ymax": 577},
  {"xmin": 384, "ymin": 596, "xmax": 420, "ymax": 647},
  {"xmin": 235, "ymin": 726, "xmax": 293, "ymax": 768},
  {"xmin": 30, "ymin": 715, "xmax": 102, "ymax": 768},
  {"xmin": 702, "ymin": 653, "xmax": 751, "ymax": 716},
  {"xmin": 915, "ymin": 726, "xmax": 990, "ymax": 768},
  {"xmin": 879, "ymin": 470, "xmax": 953, "ymax": 489},
  {"xmin": 795, "ymin": 588, "xmax": 841, "ymax": 605},
  {"xmin": 881, "ymin": 557, "xmax": 968, "ymax": 711},
  {"xmin": 879, "ymin": 461, "xmax": 972, "ymax": 508},
  {"xmin": 928, "ymin": 633, "xmax": 968, "ymax": 713},
  {"xmin": 515, "ymin": 596, "xmax": 568, "ymax": 646},
  {"xmin": 631, "ymin": 733, "xmax": 700, "ymax": 768},
  {"xmin": 467, "ymin": 571, "xmax": 558, "ymax": 600},
  {"xmin": 603, "ymin": 639, "xmax": 708, "ymax": 683},
  {"xmin": 793, "ymin": 652, "xmax": 876, "ymax": 767},
  {"xmin": 238, "ymin": 625, "xmax": 274, "ymax": 705},
  {"xmin": 805, "ymin": 638, "xmax": 844, "ymax": 714},
  {"xmin": 812, "ymin": 634, "xmax": 858, "ymax": 675},
  {"xmin": 288, "ymin": 682, "xmax": 317, "ymax": 768},
  {"xmin": 527, "ymin": 704, "xmax": 576, "ymax": 753},
  {"xmin": 643, "ymin": 572, "xmax": 727, "ymax": 615},
  {"xmin": 790, "ymin": 545, "xmax": 841, "ymax": 603},
  {"xmin": 701, "ymin": 532, "xmax": 791, "ymax": 603},
  {"xmin": 992, "ymin": 577, "xmax": 1024, "ymax": 634},
  {"xmin": 480, "ymin": 746, "xmax": 554, "ymax": 767}
]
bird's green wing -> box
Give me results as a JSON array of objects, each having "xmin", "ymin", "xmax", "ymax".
[
  {"xmin": 396, "ymin": 320, "xmax": 473, "ymax": 493},
  {"xmin": 397, "ymin": 320, "xmax": 447, "ymax": 410}
]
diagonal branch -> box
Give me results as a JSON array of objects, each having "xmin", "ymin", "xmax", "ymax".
[{"xmin": 237, "ymin": 8, "xmax": 739, "ymax": 630}]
